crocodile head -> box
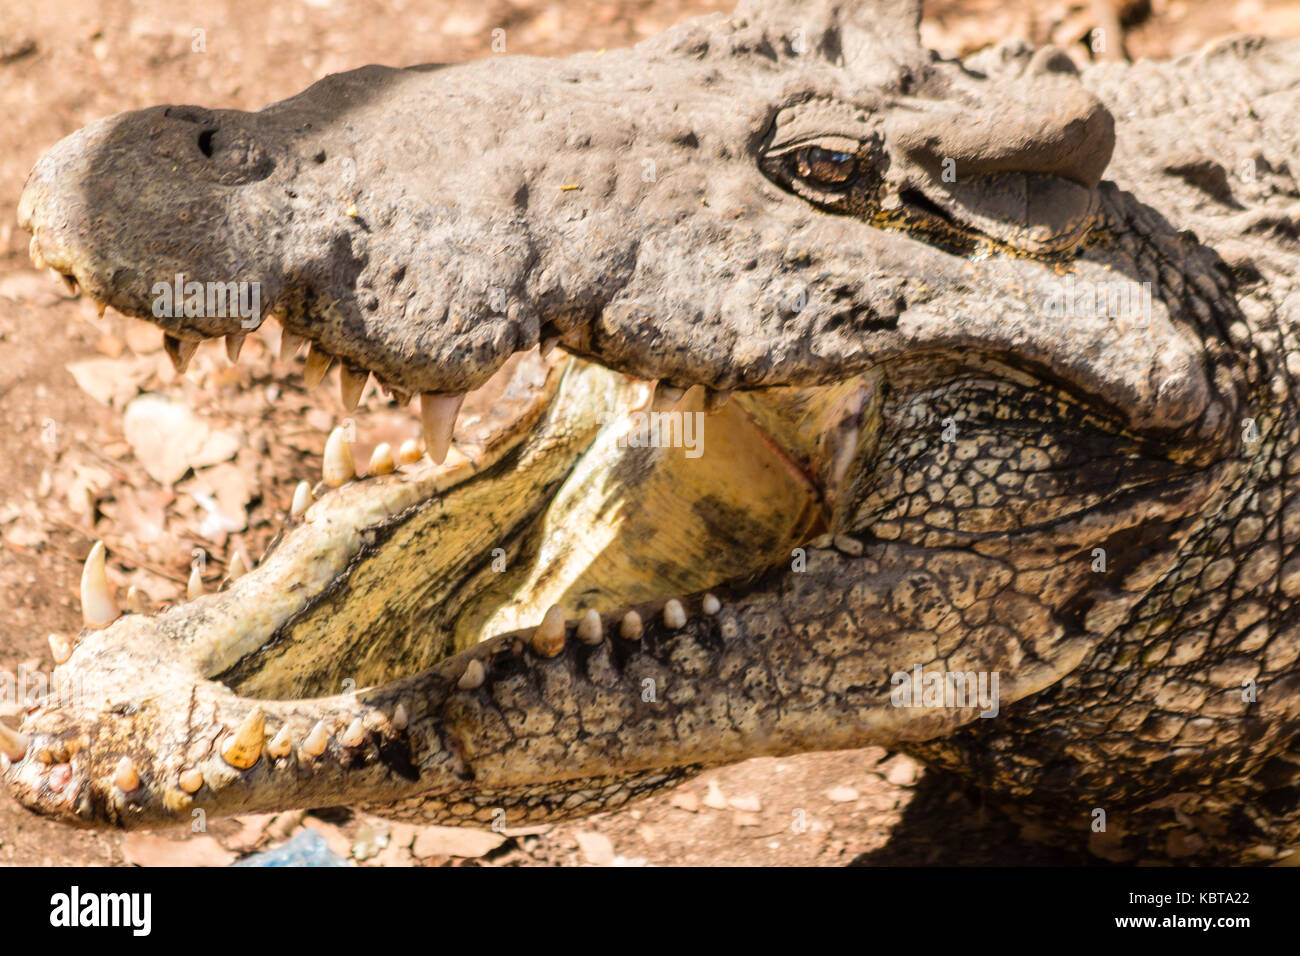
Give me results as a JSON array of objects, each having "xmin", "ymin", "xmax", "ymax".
[{"xmin": 8, "ymin": 0, "xmax": 1296, "ymax": 861}]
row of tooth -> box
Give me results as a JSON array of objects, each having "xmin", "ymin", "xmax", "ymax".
[
  {"xmin": 14, "ymin": 699, "xmax": 415, "ymax": 799},
  {"xmin": 163, "ymin": 324, "xmax": 467, "ymax": 467},
  {"xmin": 34, "ymin": 239, "xmax": 728, "ymax": 434},
  {"xmin": 458, "ymin": 593, "xmax": 725, "ymax": 688},
  {"xmin": 0, "ymin": 592, "xmax": 734, "ymax": 783}
]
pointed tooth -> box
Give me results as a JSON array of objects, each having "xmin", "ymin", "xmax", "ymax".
[
  {"xmin": 225, "ymin": 333, "xmax": 246, "ymax": 363},
  {"xmin": 29, "ymin": 237, "xmax": 46, "ymax": 271},
  {"xmin": 301, "ymin": 721, "xmax": 330, "ymax": 757},
  {"xmin": 113, "ymin": 756, "xmax": 140, "ymax": 793},
  {"xmin": 164, "ymin": 335, "xmax": 200, "ymax": 373},
  {"xmin": 178, "ymin": 768, "xmax": 204, "ymax": 793},
  {"xmin": 458, "ymin": 658, "xmax": 486, "ymax": 690},
  {"xmin": 94, "ymin": 300, "xmax": 107, "ymax": 319},
  {"xmin": 55, "ymin": 270, "xmax": 77, "ymax": 294},
  {"xmin": 267, "ymin": 725, "xmax": 293, "ymax": 759},
  {"xmin": 125, "ymin": 585, "xmax": 149, "ymax": 615},
  {"xmin": 576, "ymin": 609, "xmax": 603, "ymax": 645},
  {"xmin": 620, "ymin": 610, "xmax": 644, "ymax": 640},
  {"xmin": 391, "ymin": 703, "xmax": 408, "ymax": 730},
  {"xmin": 0, "ymin": 722, "xmax": 29, "ymax": 762},
  {"xmin": 367, "ymin": 442, "xmax": 395, "ymax": 476},
  {"xmin": 397, "ymin": 439, "xmax": 422, "ymax": 465},
  {"xmin": 420, "ymin": 393, "xmax": 465, "ymax": 465},
  {"xmin": 48, "ymin": 633, "xmax": 72, "ymax": 665},
  {"xmin": 531, "ymin": 604, "xmax": 567, "ymax": 658},
  {"xmin": 652, "ymin": 382, "xmax": 686, "ymax": 412},
  {"xmin": 663, "ymin": 598, "xmax": 686, "ymax": 629},
  {"xmin": 339, "ymin": 365, "xmax": 369, "ymax": 410},
  {"xmin": 80, "ymin": 541, "xmax": 120, "ymax": 629},
  {"xmin": 303, "ymin": 344, "xmax": 334, "ymax": 388},
  {"xmin": 340, "ymin": 717, "xmax": 366, "ymax": 748},
  {"xmin": 227, "ymin": 550, "xmax": 249, "ymax": 580},
  {"xmin": 323, "ymin": 426, "xmax": 355, "ymax": 487},
  {"xmin": 290, "ymin": 480, "xmax": 313, "ymax": 518},
  {"xmin": 702, "ymin": 593, "xmax": 721, "ymax": 615},
  {"xmin": 279, "ymin": 331, "xmax": 306, "ymax": 361},
  {"xmin": 220, "ymin": 707, "xmax": 266, "ymax": 770},
  {"xmin": 704, "ymin": 388, "xmax": 731, "ymax": 413},
  {"xmin": 187, "ymin": 564, "xmax": 205, "ymax": 600},
  {"xmin": 540, "ymin": 336, "xmax": 560, "ymax": 357}
]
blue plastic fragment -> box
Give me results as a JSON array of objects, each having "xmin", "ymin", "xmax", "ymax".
[{"xmin": 232, "ymin": 828, "xmax": 352, "ymax": 867}]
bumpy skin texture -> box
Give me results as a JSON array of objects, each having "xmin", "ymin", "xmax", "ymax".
[{"xmin": 7, "ymin": 1, "xmax": 1300, "ymax": 863}]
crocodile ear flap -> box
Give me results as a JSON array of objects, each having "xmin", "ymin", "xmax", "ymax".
[{"xmin": 734, "ymin": 0, "xmax": 924, "ymax": 84}]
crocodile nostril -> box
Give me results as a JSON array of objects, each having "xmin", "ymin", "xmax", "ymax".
[{"xmin": 197, "ymin": 129, "xmax": 216, "ymax": 158}]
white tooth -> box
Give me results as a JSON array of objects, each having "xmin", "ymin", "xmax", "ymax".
[
  {"xmin": 340, "ymin": 717, "xmax": 366, "ymax": 748},
  {"xmin": 339, "ymin": 365, "xmax": 368, "ymax": 410},
  {"xmin": 279, "ymin": 331, "xmax": 306, "ymax": 361},
  {"xmin": 391, "ymin": 703, "xmax": 408, "ymax": 730},
  {"xmin": 420, "ymin": 393, "xmax": 465, "ymax": 465},
  {"xmin": 576, "ymin": 609, "xmax": 603, "ymax": 645},
  {"xmin": 702, "ymin": 593, "xmax": 721, "ymax": 615},
  {"xmin": 301, "ymin": 721, "xmax": 330, "ymax": 757},
  {"xmin": 290, "ymin": 480, "xmax": 313, "ymax": 518},
  {"xmin": 165, "ymin": 335, "xmax": 199, "ymax": 373},
  {"xmin": 80, "ymin": 541, "xmax": 119, "ymax": 629},
  {"xmin": 652, "ymin": 382, "xmax": 686, "ymax": 412},
  {"xmin": 457, "ymin": 658, "xmax": 485, "ymax": 690},
  {"xmin": 113, "ymin": 756, "xmax": 140, "ymax": 793},
  {"xmin": 54, "ymin": 269, "xmax": 77, "ymax": 294},
  {"xmin": 540, "ymin": 336, "xmax": 560, "ymax": 357},
  {"xmin": 397, "ymin": 438, "xmax": 422, "ymax": 465},
  {"xmin": 178, "ymin": 768, "xmax": 204, "ymax": 793},
  {"xmin": 323, "ymin": 426, "xmax": 355, "ymax": 487},
  {"xmin": 220, "ymin": 707, "xmax": 266, "ymax": 770},
  {"xmin": 531, "ymin": 604, "xmax": 567, "ymax": 657},
  {"xmin": 225, "ymin": 333, "xmax": 246, "ymax": 363},
  {"xmin": 29, "ymin": 237, "xmax": 46, "ymax": 271},
  {"xmin": 620, "ymin": 610, "xmax": 643, "ymax": 640},
  {"xmin": 125, "ymin": 585, "xmax": 149, "ymax": 615},
  {"xmin": 663, "ymin": 598, "xmax": 686, "ymax": 629},
  {"xmin": 367, "ymin": 442, "xmax": 395, "ymax": 476},
  {"xmin": 227, "ymin": 550, "xmax": 249, "ymax": 580},
  {"xmin": 303, "ymin": 344, "xmax": 334, "ymax": 388},
  {"xmin": 187, "ymin": 564, "xmax": 204, "ymax": 600},
  {"xmin": 0, "ymin": 722, "xmax": 29, "ymax": 762},
  {"xmin": 48, "ymin": 633, "xmax": 72, "ymax": 665},
  {"xmin": 267, "ymin": 725, "xmax": 293, "ymax": 759}
]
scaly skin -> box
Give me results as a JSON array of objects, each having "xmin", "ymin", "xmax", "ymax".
[{"xmin": 5, "ymin": 1, "xmax": 1300, "ymax": 863}]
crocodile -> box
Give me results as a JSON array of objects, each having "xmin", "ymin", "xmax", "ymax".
[{"xmin": 6, "ymin": 0, "xmax": 1300, "ymax": 864}]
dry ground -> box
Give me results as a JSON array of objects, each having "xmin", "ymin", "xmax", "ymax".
[{"xmin": 0, "ymin": 0, "xmax": 1296, "ymax": 867}]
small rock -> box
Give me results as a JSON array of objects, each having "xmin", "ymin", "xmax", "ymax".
[
  {"xmin": 733, "ymin": 811, "xmax": 762, "ymax": 827},
  {"xmin": 827, "ymin": 785, "xmax": 860, "ymax": 803},
  {"xmin": 728, "ymin": 794, "xmax": 761, "ymax": 812},
  {"xmin": 575, "ymin": 830, "xmax": 616, "ymax": 866},
  {"xmin": 702, "ymin": 779, "xmax": 729, "ymax": 810},
  {"xmin": 411, "ymin": 826, "xmax": 505, "ymax": 859},
  {"xmin": 351, "ymin": 822, "xmax": 391, "ymax": 861},
  {"xmin": 884, "ymin": 755, "xmax": 920, "ymax": 786},
  {"xmin": 669, "ymin": 789, "xmax": 699, "ymax": 813},
  {"xmin": 122, "ymin": 832, "xmax": 235, "ymax": 867}
]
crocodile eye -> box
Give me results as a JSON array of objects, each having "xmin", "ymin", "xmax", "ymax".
[{"xmin": 795, "ymin": 146, "xmax": 857, "ymax": 186}]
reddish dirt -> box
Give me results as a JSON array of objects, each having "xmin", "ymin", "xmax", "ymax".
[{"xmin": 0, "ymin": 0, "xmax": 1296, "ymax": 867}]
